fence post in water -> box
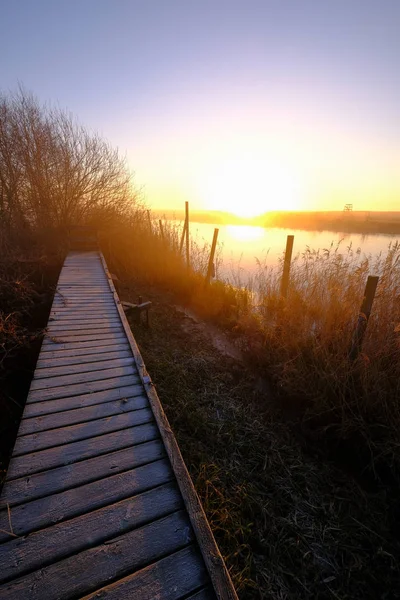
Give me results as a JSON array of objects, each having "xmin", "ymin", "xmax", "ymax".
[
  {"xmin": 205, "ymin": 228, "xmax": 219, "ymax": 286},
  {"xmin": 280, "ymin": 235, "xmax": 294, "ymax": 298},
  {"xmin": 349, "ymin": 275, "xmax": 379, "ymax": 361},
  {"xmin": 185, "ymin": 201, "xmax": 190, "ymax": 268}
]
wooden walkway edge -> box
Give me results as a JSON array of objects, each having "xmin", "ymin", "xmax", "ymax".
[{"xmin": 0, "ymin": 251, "xmax": 237, "ymax": 600}]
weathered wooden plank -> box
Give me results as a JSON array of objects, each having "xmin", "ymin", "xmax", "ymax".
[
  {"xmin": 49, "ymin": 315, "xmax": 120, "ymax": 323},
  {"xmin": 57, "ymin": 279, "xmax": 107, "ymax": 283},
  {"xmin": 56, "ymin": 289, "xmax": 109, "ymax": 293},
  {"xmin": 39, "ymin": 342, "xmax": 130, "ymax": 357},
  {"xmin": 45, "ymin": 327, "xmax": 124, "ymax": 339},
  {"xmin": 0, "ymin": 483, "xmax": 181, "ymax": 583},
  {"xmin": 34, "ymin": 356, "xmax": 134, "ymax": 379},
  {"xmin": 45, "ymin": 325, "xmax": 124, "ymax": 338},
  {"xmin": 6, "ymin": 422, "xmax": 159, "ymax": 481},
  {"xmin": 14, "ymin": 408, "xmax": 154, "ymax": 456},
  {"xmin": 48, "ymin": 317, "xmax": 121, "ymax": 326},
  {"xmin": 27, "ymin": 374, "xmax": 141, "ymax": 403},
  {"xmin": 47, "ymin": 321, "xmax": 121, "ymax": 332},
  {"xmin": 49, "ymin": 311, "xmax": 120, "ymax": 320},
  {"xmin": 19, "ymin": 395, "xmax": 149, "ymax": 435},
  {"xmin": 52, "ymin": 297, "xmax": 113, "ymax": 303},
  {"xmin": 51, "ymin": 300, "xmax": 117, "ymax": 308},
  {"xmin": 57, "ymin": 279, "xmax": 108, "ymax": 282},
  {"xmin": 53, "ymin": 294, "xmax": 115, "ymax": 299},
  {"xmin": 1, "ymin": 439, "xmax": 164, "ymax": 508},
  {"xmin": 81, "ymin": 545, "xmax": 209, "ymax": 600},
  {"xmin": 54, "ymin": 292, "xmax": 114, "ymax": 298},
  {"xmin": 30, "ymin": 365, "xmax": 138, "ymax": 392},
  {"xmin": 50, "ymin": 308, "xmax": 119, "ymax": 322},
  {"xmin": 0, "ymin": 459, "xmax": 172, "ymax": 542},
  {"xmin": 42, "ymin": 332, "xmax": 126, "ymax": 346},
  {"xmin": 50, "ymin": 306, "xmax": 118, "ymax": 313},
  {"xmin": 53, "ymin": 292, "xmax": 113, "ymax": 298},
  {"xmin": 23, "ymin": 387, "xmax": 145, "ymax": 417},
  {"xmin": 56, "ymin": 284, "xmax": 109, "ymax": 289},
  {"xmin": 36, "ymin": 349, "xmax": 132, "ymax": 369},
  {"xmin": 0, "ymin": 512, "xmax": 194, "ymax": 600}
]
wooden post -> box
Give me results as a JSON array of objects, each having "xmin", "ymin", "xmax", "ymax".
[
  {"xmin": 179, "ymin": 216, "xmax": 187, "ymax": 254},
  {"xmin": 205, "ymin": 228, "xmax": 219, "ymax": 285},
  {"xmin": 349, "ymin": 275, "xmax": 379, "ymax": 361},
  {"xmin": 280, "ymin": 235, "xmax": 294, "ymax": 298},
  {"xmin": 185, "ymin": 201, "xmax": 190, "ymax": 268},
  {"xmin": 159, "ymin": 219, "xmax": 165, "ymax": 242}
]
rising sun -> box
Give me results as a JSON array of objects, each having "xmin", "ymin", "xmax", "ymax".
[{"xmin": 200, "ymin": 157, "xmax": 302, "ymax": 218}]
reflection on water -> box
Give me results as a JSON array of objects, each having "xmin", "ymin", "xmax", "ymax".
[
  {"xmin": 188, "ymin": 222, "xmax": 400, "ymax": 284},
  {"xmin": 225, "ymin": 225, "xmax": 265, "ymax": 242}
]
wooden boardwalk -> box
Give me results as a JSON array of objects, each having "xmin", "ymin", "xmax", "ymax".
[{"xmin": 0, "ymin": 251, "xmax": 237, "ymax": 600}]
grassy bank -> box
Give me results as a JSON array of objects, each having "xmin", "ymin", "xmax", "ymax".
[{"xmin": 118, "ymin": 277, "xmax": 399, "ymax": 599}]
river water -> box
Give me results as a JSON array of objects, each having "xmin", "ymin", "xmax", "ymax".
[{"xmin": 186, "ymin": 222, "xmax": 400, "ymax": 284}]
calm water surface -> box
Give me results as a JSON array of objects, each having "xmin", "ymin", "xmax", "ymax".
[{"xmin": 186, "ymin": 222, "xmax": 400, "ymax": 283}]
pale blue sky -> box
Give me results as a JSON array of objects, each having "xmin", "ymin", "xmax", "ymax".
[{"xmin": 1, "ymin": 1, "xmax": 399, "ymax": 212}]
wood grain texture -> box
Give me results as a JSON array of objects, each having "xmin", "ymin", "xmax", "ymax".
[
  {"xmin": 45, "ymin": 326, "xmax": 124, "ymax": 339},
  {"xmin": 24, "ymin": 387, "xmax": 145, "ymax": 418},
  {"xmin": 0, "ymin": 483, "xmax": 181, "ymax": 583},
  {"xmin": 1, "ymin": 439, "xmax": 164, "ymax": 508},
  {"xmin": 48, "ymin": 317, "xmax": 121, "ymax": 326},
  {"xmin": 49, "ymin": 309, "xmax": 119, "ymax": 317},
  {"xmin": 42, "ymin": 332, "xmax": 126, "ymax": 346},
  {"xmin": 0, "ymin": 459, "xmax": 172, "ymax": 542},
  {"xmin": 36, "ymin": 349, "xmax": 133, "ymax": 370},
  {"xmin": 27, "ymin": 374, "xmax": 141, "ymax": 403},
  {"xmin": 5, "ymin": 422, "xmax": 160, "ymax": 481},
  {"xmin": 0, "ymin": 512, "xmax": 194, "ymax": 600},
  {"xmin": 19, "ymin": 394, "xmax": 149, "ymax": 434},
  {"xmin": 81, "ymin": 545, "xmax": 209, "ymax": 600},
  {"xmin": 38, "ymin": 342, "xmax": 130, "ymax": 359},
  {"xmin": 47, "ymin": 321, "xmax": 121, "ymax": 332},
  {"xmin": 30, "ymin": 364, "xmax": 138, "ymax": 391},
  {"xmin": 13, "ymin": 408, "xmax": 154, "ymax": 456},
  {"xmin": 33, "ymin": 356, "xmax": 135, "ymax": 380}
]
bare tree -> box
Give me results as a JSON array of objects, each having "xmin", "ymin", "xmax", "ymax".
[{"xmin": 0, "ymin": 87, "xmax": 137, "ymax": 238}]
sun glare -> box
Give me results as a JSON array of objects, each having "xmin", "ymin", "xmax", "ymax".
[
  {"xmin": 226, "ymin": 225, "xmax": 265, "ymax": 242},
  {"xmin": 200, "ymin": 157, "xmax": 302, "ymax": 218}
]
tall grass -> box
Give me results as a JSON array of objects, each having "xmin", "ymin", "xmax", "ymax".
[{"xmin": 105, "ymin": 218, "xmax": 400, "ymax": 487}]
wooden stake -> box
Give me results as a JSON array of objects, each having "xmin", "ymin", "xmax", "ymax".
[
  {"xmin": 349, "ymin": 275, "xmax": 379, "ymax": 361},
  {"xmin": 185, "ymin": 201, "xmax": 190, "ymax": 268},
  {"xmin": 159, "ymin": 219, "xmax": 165, "ymax": 242},
  {"xmin": 280, "ymin": 235, "xmax": 294, "ymax": 298},
  {"xmin": 205, "ymin": 228, "xmax": 219, "ymax": 285},
  {"xmin": 179, "ymin": 216, "xmax": 187, "ymax": 254}
]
